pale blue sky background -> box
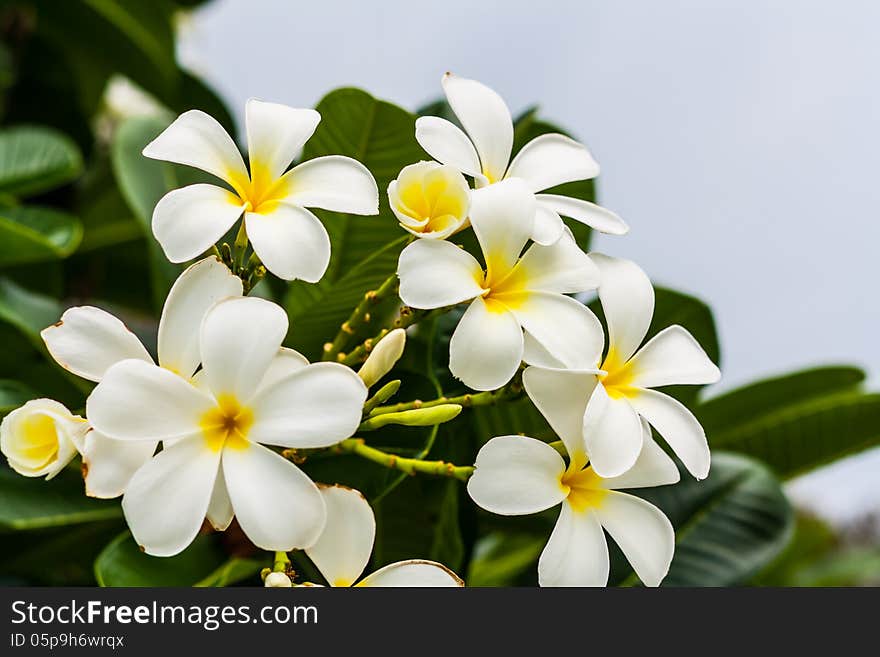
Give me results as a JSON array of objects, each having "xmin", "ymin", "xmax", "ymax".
[{"xmin": 177, "ymin": 0, "xmax": 880, "ymax": 522}]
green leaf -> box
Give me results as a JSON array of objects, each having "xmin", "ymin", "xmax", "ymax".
[
  {"xmin": 0, "ymin": 126, "xmax": 83, "ymax": 198},
  {"xmin": 94, "ymin": 532, "xmax": 262, "ymax": 587},
  {"xmin": 0, "ymin": 465, "xmax": 121, "ymax": 531},
  {"xmin": 0, "ymin": 276, "xmax": 61, "ymax": 345},
  {"xmin": 0, "ymin": 379, "xmax": 38, "ymax": 414},
  {"xmin": 0, "ymin": 205, "xmax": 83, "ymax": 265},
  {"xmin": 619, "ymin": 452, "xmax": 794, "ymax": 586},
  {"xmin": 466, "ymin": 532, "xmax": 545, "ymax": 587}
]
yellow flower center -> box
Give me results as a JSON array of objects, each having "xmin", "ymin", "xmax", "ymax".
[
  {"xmin": 560, "ymin": 466, "xmax": 608, "ymax": 513},
  {"xmin": 599, "ymin": 348, "xmax": 637, "ymax": 399},
  {"xmin": 17, "ymin": 414, "xmax": 60, "ymax": 468},
  {"xmin": 226, "ymin": 161, "xmax": 292, "ymax": 215},
  {"xmin": 394, "ymin": 164, "xmax": 468, "ymax": 234},
  {"xmin": 200, "ymin": 394, "xmax": 253, "ymax": 452}
]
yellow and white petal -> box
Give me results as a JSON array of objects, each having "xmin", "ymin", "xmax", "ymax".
[
  {"xmin": 467, "ymin": 435, "xmax": 568, "ymax": 516},
  {"xmin": 81, "ymin": 430, "xmax": 157, "ymax": 499},
  {"xmin": 506, "ymin": 134, "xmax": 599, "ymax": 192},
  {"xmin": 591, "ymin": 253, "xmax": 654, "ymax": 367},
  {"xmin": 414, "ymin": 116, "xmax": 482, "ymax": 178},
  {"xmin": 505, "ymin": 229, "xmax": 600, "ymax": 295},
  {"xmin": 199, "ymin": 297, "xmax": 288, "ymax": 402},
  {"xmin": 626, "ymin": 325, "xmax": 721, "ymax": 389},
  {"xmin": 206, "ymin": 461, "xmax": 234, "ymax": 531},
  {"xmin": 449, "ymin": 297, "xmax": 523, "ymax": 391},
  {"xmin": 627, "ymin": 388, "xmax": 711, "ymax": 480},
  {"xmin": 469, "ymin": 180, "xmax": 534, "ymax": 282},
  {"xmin": 522, "ymin": 366, "xmax": 599, "ymax": 467},
  {"xmin": 283, "ymin": 155, "xmax": 379, "ymax": 215},
  {"xmin": 41, "ymin": 306, "xmax": 152, "ymax": 382},
  {"xmin": 511, "ymin": 292, "xmax": 604, "ymax": 372},
  {"xmin": 255, "ymin": 347, "xmax": 309, "ymax": 395},
  {"xmin": 245, "ymin": 205, "xmax": 330, "ymax": 282},
  {"xmin": 142, "ymin": 109, "xmax": 248, "ymax": 185},
  {"xmin": 358, "ymin": 560, "xmax": 463, "ymax": 587},
  {"xmin": 1, "ymin": 399, "xmax": 84, "ymax": 479},
  {"xmin": 537, "ymin": 195, "xmax": 628, "ymax": 235},
  {"xmin": 594, "ymin": 491, "xmax": 674, "ymax": 587},
  {"xmin": 397, "ymin": 239, "xmax": 484, "ymax": 310},
  {"xmin": 306, "ymin": 486, "xmax": 375, "ymax": 587},
  {"xmin": 157, "ymin": 256, "xmax": 242, "ymax": 378},
  {"xmin": 249, "ymin": 362, "xmax": 367, "ymax": 449},
  {"xmin": 245, "ymin": 99, "xmax": 320, "ymax": 180},
  {"xmin": 442, "ymin": 73, "xmax": 513, "ymax": 183},
  {"xmin": 152, "ymin": 184, "xmax": 246, "ymax": 263},
  {"xmin": 531, "ymin": 203, "xmax": 565, "ymax": 245},
  {"xmin": 538, "ymin": 503, "xmax": 609, "ymax": 587},
  {"xmin": 122, "ymin": 436, "xmax": 220, "ymax": 556},
  {"xmin": 222, "ymin": 442, "xmax": 326, "ymax": 550},
  {"xmin": 600, "ymin": 419, "xmax": 680, "ymax": 490},
  {"xmin": 582, "ymin": 383, "xmax": 644, "ymax": 478},
  {"xmin": 87, "ymin": 360, "xmax": 213, "ymax": 442}
]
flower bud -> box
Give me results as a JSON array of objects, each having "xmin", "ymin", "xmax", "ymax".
[
  {"xmin": 264, "ymin": 572, "xmax": 292, "ymax": 587},
  {"xmin": 0, "ymin": 399, "xmax": 87, "ymax": 479},
  {"xmin": 360, "ymin": 404, "xmax": 462, "ymax": 431},
  {"xmin": 388, "ymin": 161, "xmax": 470, "ymax": 239},
  {"xmin": 358, "ymin": 329, "xmax": 406, "ymax": 388}
]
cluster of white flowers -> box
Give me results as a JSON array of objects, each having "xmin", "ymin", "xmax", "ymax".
[{"xmin": 0, "ymin": 74, "xmax": 719, "ymax": 587}]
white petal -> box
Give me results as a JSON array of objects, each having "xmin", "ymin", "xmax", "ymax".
[
  {"xmin": 627, "ymin": 389, "xmax": 711, "ymax": 480},
  {"xmin": 206, "ymin": 462, "xmax": 234, "ymax": 531},
  {"xmin": 152, "ymin": 184, "xmax": 245, "ymax": 263},
  {"xmin": 600, "ymin": 418, "xmax": 680, "ymax": 490},
  {"xmin": 245, "ymin": 205, "xmax": 330, "ymax": 282},
  {"xmin": 358, "ymin": 560, "xmax": 463, "ymax": 587},
  {"xmin": 469, "ymin": 180, "xmax": 534, "ymax": 281},
  {"xmin": 306, "ymin": 486, "xmax": 375, "ymax": 587},
  {"xmin": 506, "ymin": 230, "xmax": 600, "ymax": 295},
  {"xmin": 582, "ymin": 384, "xmax": 644, "ymax": 478},
  {"xmin": 397, "ymin": 239, "xmax": 484, "ymax": 310},
  {"xmin": 87, "ymin": 360, "xmax": 213, "ymax": 442},
  {"xmin": 627, "ymin": 325, "xmax": 721, "ymax": 389},
  {"xmin": 507, "ymin": 134, "xmax": 599, "ymax": 192},
  {"xmin": 122, "ymin": 436, "xmax": 221, "ymax": 556},
  {"xmin": 199, "ymin": 296, "xmax": 288, "ymax": 401},
  {"xmin": 222, "ymin": 442, "xmax": 326, "ymax": 550},
  {"xmin": 449, "ymin": 297, "xmax": 523, "ymax": 391},
  {"xmin": 522, "ymin": 366, "xmax": 599, "ymax": 467},
  {"xmin": 249, "ymin": 362, "xmax": 367, "ymax": 449},
  {"xmin": 511, "ymin": 292, "xmax": 604, "ymax": 372},
  {"xmin": 521, "ymin": 330, "xmax": 565, "ymax": 369},
  {"xmin": 467, "ymin": 435, "xmax": 567, "ymax": 515},
  {"xmin": 41, "ymin": 306, "xmax": 152, "ymax": 382},
  {"xmin": 595, "ymin": 491, "xmax": 674, "ymax": 587},
  {"xmin": 81, "ymin": 430, "xmax": 157, "ymax": 499},
  {"xmin": 142, "ymin": 109, "xmax": 247, "ymax": 185},
  {"xmin": 283, "ymin": 155, "xmax": 379, "ymax": 215},
  {"xmin": 538, "ymin": 504, "xmax": 609, "ymax": 587},
  {"xmin": 591, "ymin": 253, "xmax": 654, "ymax": 366},
  {"xmin": 245, "ymin": 99, "xmax": 320, "ymax": 179},
  {"xmin": 255, "ymin": 347, "xmax": 309, "ymax": 395},
  {"xmin": 157, "ymin": 256, "xmax": 242, "ymax": 378},
  {"xmin": 442, "ymin": 73, "xmax": 513, "ymax": 182},
  {"xmin": 414, "ymin": 116, "xmax": 481, "ymax": 177},
  {"xmin": 537, "ymin": 195, "xmax": 628, "ymax": 235},
  {"xmin": 531, "ymin": 203, "xmax": 565, "ymax": 245}
]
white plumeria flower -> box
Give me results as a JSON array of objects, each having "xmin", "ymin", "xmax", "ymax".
[
  {"xmin": 398, "ymin": 179, "xmax": 602, "ymax": 391},
  {"xmin": 523, "ymin": 254, "xmax": 720, "ymax": 480},
  {"xmin": 306, "ymin": 485, "xmax": 463, "ymax": 587},
  {"xmin": 143, "ymin": 99, "xmax": 379, "ymax": 282},
  {"xmin": 86, "ymin": 296, "xmax": 368, "ymax": 556},
  {"xmin": 0, "ymin": 399, "xmax": 88, "ymax": 479},
  {"xmin": 415, "ymin": 73, "xmax": 627, "ymax": 245},
  {"xmin": 468, "ymin": 424, "xmax": 678, "ymax": 587},
  {"xmin": 388, "ymin": 161, "xmax": 470, "ymax": 239},
  {"xmin": 40, "ymin": 256, "xmax": 242, "ymax": 499}
]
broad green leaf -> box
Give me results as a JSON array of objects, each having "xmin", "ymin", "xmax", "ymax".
[
  {"xmin": 0, "ymin": 379, "xmax": 38, "ymax": 414},
  {"xmin": 466, "ymin": 532, "xmax": 545, "ymax": 587},
  {"xmin": 0, "ymin": 465, "xmax": 121, "ymax": 531},
  {"xmin": 0, "ymin": 126, "xmax": 83, "ymax": 197},
  {"xmin": 95, "ymin": 532, "xmax": 262, "ymax": 587},
  {"xmin": 0, "ymin": 205, "xmax": 82, "ymax": 265},
  {"xmin": 618, "ymin": 452, "xmax": 794, "ymax": 586},
  {"xmin": 0, "ymin": 276, "xmax": 61, "ymax": 345}
]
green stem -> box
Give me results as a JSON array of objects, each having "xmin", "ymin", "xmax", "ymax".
[
  {"xmin": 273, "ymin": 551, "xmax": 290, "ymax": 573},
  {"xmin": 233, "ymin": 221, "xmax": 249, "ymax": 273},
  {"xmin": 339, "ymin": 305, "xmax": 449, "ymax": 366},
  {"xmin": 362, "ymin": 379, "xmax": 401, "ymax": 415},
  {"xmin": 333, "ymin": 438, "xmax": 474, "ymax": 481},
  {"xmin": 323, "ymin": 273, "xmax": 400, "ymax": 362},
  {"xmin": 368, "ymin": 379, "xmax": 523, "ymax": 416}
]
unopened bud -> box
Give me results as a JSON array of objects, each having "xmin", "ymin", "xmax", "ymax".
[
  {"xmin": 264, "ymin": 572, "xmax": 292, "ymax": 587},
  {"xmin": 357, "ymin": 328, "xmax": 406, "ymax": 387},
  {"xmin": 359, "ymin": 404, "xmax": 462, "ymax": 431}
]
